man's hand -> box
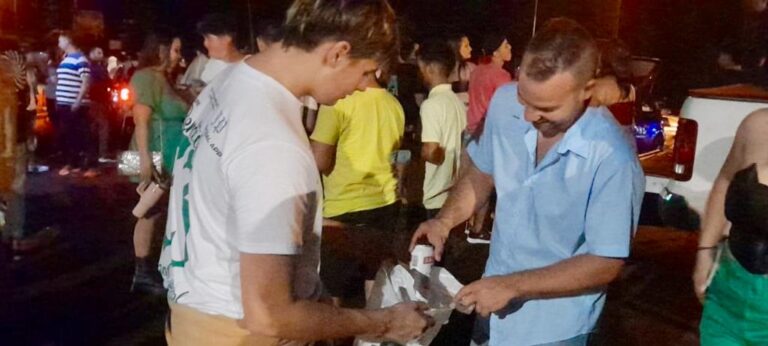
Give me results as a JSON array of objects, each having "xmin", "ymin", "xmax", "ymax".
[
  {"xmin": 376, "ymin": 302, "xmax": 434, "ymax": 344},
  {"xmin": 409, "ymin": 218, "xmax": 452, "ymax": 261},
  {"xmin": 692, "ymin": 249, "xmax": 717, "ymax": 304},
  {"xmin": 71, "ymin": 101, "xmax": 82, "ymax": 112},
  {"xmin": 455, "ymin": 276, "xmax": 518, "ymax": 318}
]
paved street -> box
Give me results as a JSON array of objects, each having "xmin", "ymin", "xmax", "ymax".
[{"xmin": 0, "ymin": 167, "xmax": 702, "ymax": 346}]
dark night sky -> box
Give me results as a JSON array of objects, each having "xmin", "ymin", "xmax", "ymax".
[{"xmin": 5, "ymin": 0, "xmax": 742, "ymax": 106}]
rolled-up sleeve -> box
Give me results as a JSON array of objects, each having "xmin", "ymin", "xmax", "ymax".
[{"xmin": 584, "ymin": 157, "xmax": 645, "ymax": 258}]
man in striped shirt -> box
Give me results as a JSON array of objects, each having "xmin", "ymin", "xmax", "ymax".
[{"xmin": 56, "ymin": 32, "xmax": 97, "ymax": 177}]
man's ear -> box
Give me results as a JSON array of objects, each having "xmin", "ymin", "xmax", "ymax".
[
  {"xmin": 323, "ymin": 41, "xmax": 352, "ymax": 68},
  {"xmin": 581, "ymin": 78, "xmax": 596, "ymax": 102}
]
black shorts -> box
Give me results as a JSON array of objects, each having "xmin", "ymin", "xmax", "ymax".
[{"xmin": 320, "ymin": 202, "xmax": 401, "ymax": 299}]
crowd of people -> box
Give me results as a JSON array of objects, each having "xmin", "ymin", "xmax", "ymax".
[{"xmin": 0, "ymin": 0, "xmax": 766, "ymax": 345}]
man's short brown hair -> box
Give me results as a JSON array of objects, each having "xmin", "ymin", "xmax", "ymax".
[
  {"xmin": 522, "ymin": 18, "xmax": 598, "ymax": 84},
  {"xmin": 282, "ymin": 0, "xmax": 398, "ymax": 64}
]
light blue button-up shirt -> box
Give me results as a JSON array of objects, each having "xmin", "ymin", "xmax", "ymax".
[{"xmin": 467, "ymin": 83, "xmax": 645, "ymax": 345}]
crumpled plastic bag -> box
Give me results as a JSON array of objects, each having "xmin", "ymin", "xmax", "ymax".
[{"xmin": 355, "ymin": 262, "xmax": 467, "ymax": 346}]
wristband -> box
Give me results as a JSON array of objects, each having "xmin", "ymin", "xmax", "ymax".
[{"xmin": 697, "ymin": 246, "xmax": 718, "ymax": 251}]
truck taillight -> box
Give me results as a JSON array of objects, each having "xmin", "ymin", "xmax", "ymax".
[{"xmin": 672, "ymin": 118, "xmax": 698, "ymax": 181}]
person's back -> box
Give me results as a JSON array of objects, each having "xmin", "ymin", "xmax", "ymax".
[
  {"xmin": 467, "ymin": 63, "xmax": 511, "ymax": 137},
  {"xmin": 312, "ymin": 87, "xmax": 404, "ymax": 218},
  {"xmin": 160, "ymin": 62, "xmax": 321, "ymax": 318},
  {"xmin": 466, "ymin": 33, "xmax": 513, "ymax": 138},
  {"xmin": 56, "ymin": 51, "xmax": 89, "ymax": 107},
  {"xmin": 421, "ymin": 86, "xmax": 466, "ymax": 210},
  {"xmin": 416, "ymin": 40, "xmax": 468, "ymax": 212}
]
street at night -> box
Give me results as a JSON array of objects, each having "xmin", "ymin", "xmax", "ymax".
[
  {"xmin": 2, "ymin": 0, "xmax": 768, "ymax": 345},
  {"xmin": 0, "ymin": 167, "xmax": 702, "ymax": 345}
]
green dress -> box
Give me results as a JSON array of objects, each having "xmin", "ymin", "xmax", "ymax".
[{"xmin": 129, "ymin": 68, "xmax": 189, "ymax": 174}]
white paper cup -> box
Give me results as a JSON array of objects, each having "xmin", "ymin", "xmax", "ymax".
[{"xmin": 410, "ymin": 244, "xmax": 435, "ymax": 276}]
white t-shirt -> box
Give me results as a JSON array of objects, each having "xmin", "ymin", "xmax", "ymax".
[
  {"xmin": 179, "ymin": 52, "xmax": 209, "ymax": 87},
  {"xmin": 201, "ymin": 58, "xmax": 230, "ymax": 84},
  {"xmin": 159, "ymin": 62, "xmax": 324, "ymax": 319},
  {"xmin": 420, "ymin": 84, "xmax": 467, "ymax": 210}
]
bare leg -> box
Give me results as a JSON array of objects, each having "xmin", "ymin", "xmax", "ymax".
[
  {"xmin": 133, "ymin": 214, "xmax": 158, "ymax": 258},
  {"xmin": 131, "ymin": 213, "xmax": 165, "ymax": 295}
]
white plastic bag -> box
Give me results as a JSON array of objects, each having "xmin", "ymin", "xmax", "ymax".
[{"xmin": 355, "ymin": 263, "xmax": 465, "ymax": 346}]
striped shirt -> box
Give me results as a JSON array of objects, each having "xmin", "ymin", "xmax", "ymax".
[{"xmin": 56, "ymin": 52, "xmax": 90, "ymax": 105}]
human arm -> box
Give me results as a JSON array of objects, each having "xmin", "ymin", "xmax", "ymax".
[
  {"xmin": 228, "ymin": 143, "xmax": 431, "ymax": 342},
  {"xmin": 692, "ymin": 110, "xmax": 768, "ymax": 302},
  {"xmin": 409, "ymin": 157, "xmax": 495, "ymax": 261},
  {"xmin": 456, "ymin": 255, "xmax": 625, "ymax": 317},
  {"xmin": 71, "ymin": 62, "xmax": 91, "ymax": 111},
  {"xmin": 421, "ymin": 142, "xmax": 444, "ymax": 165},
  {"xmin": 132, "ymin": 103, "xmax": 157, "ymax": 191},
  {"xmin": 310, "ymin": 140, "xmax": 336, "ymax": 176},
  {"xmin": 419, "ymin": 99, "xmax": 445, "ymax": 165},
  {"xmin": 240, "ymin": 254, "xmax": 430, "ymax": 342},
  {"xmin": 130, "ymin": 72, "xmax": 158, "ymax": 191},
  {"xmin": 309, "ymin": 105, "xmax": 341, "ymax": 175},
  {"xmin": 458, "ymin": 156, "xmax": 643, "ymax": 317}
]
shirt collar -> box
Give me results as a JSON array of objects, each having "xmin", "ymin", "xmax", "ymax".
[
  {"xmin": 522, "ymin": 107, "xmax": 594, "ymax": 160},
  {"xmin": 555, "ymin": 109, "xmax": 593, "ymax": 158},
  {"xmin": 428, "ymin": 83, "xmax": 453, "ymax": 97}
]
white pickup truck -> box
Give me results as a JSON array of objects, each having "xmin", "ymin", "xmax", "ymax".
[{"xmin": 641, "ymin": 84, "xmax": 768, "ymax": 229}]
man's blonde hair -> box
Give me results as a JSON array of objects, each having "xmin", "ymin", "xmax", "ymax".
[{"xmin": 282, "ymin": 0, "xmax": 398, "ymax": 65}]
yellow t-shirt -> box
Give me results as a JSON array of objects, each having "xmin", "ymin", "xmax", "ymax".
[{"xmin": 311, "ymin": 88, "xmax": 405, "ymax": 218}]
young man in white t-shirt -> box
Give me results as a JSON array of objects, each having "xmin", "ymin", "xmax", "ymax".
[
  {"xmin": 417, "ymin": 40, "xmax": 467, "ymax": 219},
  {"xmin": 158, "ymin": 1, "xmax": 432, "ymax": 345}
]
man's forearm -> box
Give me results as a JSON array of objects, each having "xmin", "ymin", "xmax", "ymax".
[
  {"xmin": 699, "ymin": 176, "xmax": 730, "ymax": 247},
  {"xmin": 435, "ymin": 157, "xmax": 494, "ymax": 228},
  {"xmin": 501, "ymin": 254, "xmax": 624, "ymax": 301}
]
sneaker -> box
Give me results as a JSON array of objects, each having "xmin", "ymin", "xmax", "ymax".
[{"xmin": 466, "ymin": 230, "xmax": 492, "ymax": 244}]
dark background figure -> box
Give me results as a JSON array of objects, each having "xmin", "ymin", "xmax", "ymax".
[
  {"xmin": 55, "ymin": 31, "xmax": 97, "ymax": 178},
  {"xmin": 715, "ymin": 0, "xmax": 768, "ymax": 85},
  {"xmin": 43, "ymin": 43, "xmax": 62, "ymax": 158},
  {"xmin": 88, "ymin": 46, "xmax": 111, "ymax": 163}
]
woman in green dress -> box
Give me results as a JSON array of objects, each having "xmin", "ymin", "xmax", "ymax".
[{"xmin": 129, "ymin": 33, "xmax": 189, "ymax": 294}]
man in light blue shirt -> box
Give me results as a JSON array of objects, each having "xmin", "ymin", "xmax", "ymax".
[{"xmin": 411, "ymin": 18, "xmax": 645, "ymax": 346}]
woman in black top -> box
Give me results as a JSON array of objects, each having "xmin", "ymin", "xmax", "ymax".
[{"xmin": 694, "ymin": 108, "xmax": 768, "ymax": 345}]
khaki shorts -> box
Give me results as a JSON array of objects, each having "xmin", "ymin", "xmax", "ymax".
[{"xmin": 166, "ymin": 303, "xmax": 310, "ymax": 346}]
